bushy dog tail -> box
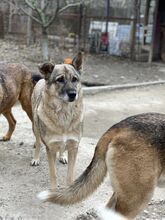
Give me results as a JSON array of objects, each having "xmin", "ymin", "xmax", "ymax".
[{"xmin": 37, "ymin": 132, "xmax": 111, "ymax": 205}]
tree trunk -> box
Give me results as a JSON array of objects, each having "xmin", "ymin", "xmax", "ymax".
[{"xmin": 41, "ymin": 27, "xmax": 49, "ymax": 61}]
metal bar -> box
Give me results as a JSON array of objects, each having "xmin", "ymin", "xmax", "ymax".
[
  {"xmin": 130, "ymin": 0, "xmax": 139, "ymax": 60},
  {"xmin": 59, "ymin": 13, "xmax": 135, "ymax": 22},
  {"xmin": 149, "ymin": 0, "xmax": 159, "ymax": 63},
  {"xmin": 105, "ymin": 0, "xmax": 110, "ymax": 33},
  {"xmin": 144, "ymin": 0, "xmax": 151, "ymax": 26},
  {"xmin": 78, "ymin": 3, "xmax": 83, "ymax": 50}
]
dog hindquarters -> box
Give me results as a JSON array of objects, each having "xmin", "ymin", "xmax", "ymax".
[
  {"xmin": 2, "ymin": 110, "xmax": 16, "ymax": 141},
  {"xmin": 66, "ymin": 140, "xmax": 79, "ymax": 185},
  {"xmin": 106, "ymin": 142, "xmax": 158, "ymax": 219},
  {"xmin": 107, "ymin": 188, "xmax": 155, "ymax": 220}
]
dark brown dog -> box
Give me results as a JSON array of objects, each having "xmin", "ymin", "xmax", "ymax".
[{"xmin": 0, "ymin": 62, "xmax": 34, "ymax": 141}]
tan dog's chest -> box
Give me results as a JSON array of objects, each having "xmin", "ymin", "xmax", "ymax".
[{"xmin": 37, "ymin": 98, "xmax": 83, "ymax": 151}]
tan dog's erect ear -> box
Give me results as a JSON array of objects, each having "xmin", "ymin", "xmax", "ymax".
[
  {"xmin": 72, "ymin": 52, "xmax": 83, "ymax": 72},
  {"xmin": 38, "ymin": 63, "xmax": 55, "ymax": 80}
]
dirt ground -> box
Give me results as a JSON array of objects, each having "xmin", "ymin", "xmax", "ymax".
[
  {"xmin": 0, "ymin": 39, "xmax": 165, "ymax": 86},
  {"xmin": 0, "ymin": 85, "xmax": 165, "ymax": 220},
  {"xmin": 0, "ymin": 39, "xmax": 165, "ymax": 219}
]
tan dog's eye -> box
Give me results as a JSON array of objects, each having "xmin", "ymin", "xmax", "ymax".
[
  {"xmin": 72, "ymin": 76, "xmax": 78, "ymax": 83},
  {"xmin": 56, "ymin": 76, "xmax": 65, "ymax": 83}
]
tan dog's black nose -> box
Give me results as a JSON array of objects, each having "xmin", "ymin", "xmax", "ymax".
[{"xmin": 68, "ymin": 90, "xmax": 76, "ymax": 102}]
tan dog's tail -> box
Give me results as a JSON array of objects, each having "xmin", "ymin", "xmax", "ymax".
[{"xmin": 37, "ymin": 132, "xmax": 111, "ymax": 205}]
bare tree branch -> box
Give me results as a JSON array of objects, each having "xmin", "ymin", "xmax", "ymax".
[
  {"xmin": 25, "ymin": 0, "xmax": 36, "ymax": 10},
  {"xmin": 25, "ymin": 0, "xmax": 44, "ymax": 23},
  {"xmin": 5, "ymin": 0, "xmax": 42, "ymax": 24},
  {"xmin": 6, "ymin": 0, "xmax": 93, "ymax": 29},
  {"xmin": 24, "ymin": 0, "xmax": 45, "ymax": 25},
  {"xmin": 58, "ymin": 2, "xmax": 81, "ymax": 14},
  {"xmin": 42, "ymin": 0, "xmax": 49, "ymax": 12},
  {"xmin": 44, "ymin": 12, "xmax": 57, "ymax": 28},
  {"xmin": 44, "ymin": 0, "xmax": 60, "ymax": 28},
  {"xmin": 45, "ymin": 0, "xmax": 92, "ymax": 28},
  {"xmin": 58, "ymin": 0, "xmax": 93, "ymax": 14},
  {"xmin": 19, "ymin": 6, "xmax": 42, "ymax": 25}
]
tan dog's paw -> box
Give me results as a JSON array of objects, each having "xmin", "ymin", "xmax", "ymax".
[
  {"xmin": 59, "ymin": 155, "xmax": 68, "ymax": 164},
  {"xmin": 31, "ymin": 159, "xmax": 40, "ymax": 166}
]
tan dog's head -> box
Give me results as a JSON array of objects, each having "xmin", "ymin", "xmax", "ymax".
[{"xmin": 38, "ymin": 52, "xmax": 82, "ymax": 102}]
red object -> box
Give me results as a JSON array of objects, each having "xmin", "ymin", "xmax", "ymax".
[{"xmin": 101, "ymin": 32, "xmax": 109, "ymax": 45}]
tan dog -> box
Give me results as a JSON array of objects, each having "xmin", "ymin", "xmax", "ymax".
[
  {"xmin": 38, "ymin": 113, "xmax": 165, "ymax": 219},
  {"xmin": 0, "ymin": 62, "xmax": 34, "ymax": 141},
  {"xmin": 31, "ymin": 52, "xmax": 83, "ymax": 190}
]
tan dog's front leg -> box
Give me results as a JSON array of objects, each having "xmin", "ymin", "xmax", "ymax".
[
  {"xmin": 31, "ymin": 137, "xmax": 41, "ymax": 166},
  {"xmin": 66, "ymin": 140, "xmax": 78, "ymax": 185},
  {"xmin": 46, "ymin": 146, "xmax": 57, "ymax": 190}
]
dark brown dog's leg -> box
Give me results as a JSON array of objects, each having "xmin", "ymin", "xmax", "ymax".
[
  {"xmin": 19, "ymin": 84, "xmax": 33, "ymax": 122},
  {"xmin": 2, "ymin": 110, "xmax": 16, "ymax": 141},
  {"xmin": 20, "ymin": 100, "xmax": 33, "ymax": 122}
]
